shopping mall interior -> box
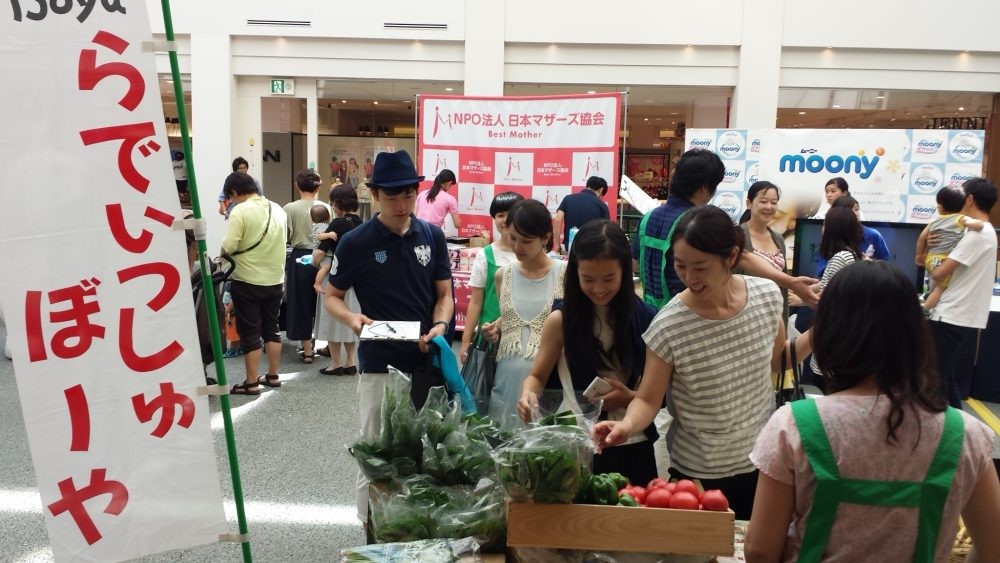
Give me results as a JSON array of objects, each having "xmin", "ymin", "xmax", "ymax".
[{"xmin": 3, "ymin": 0, "xmax": 1000, "ymax": 561}]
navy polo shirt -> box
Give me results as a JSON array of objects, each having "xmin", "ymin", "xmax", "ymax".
[
  {"xmin": 557, "ymin": 189, "xmax": 610, "ymax": 243},
  {"xmin": 631, "ymin": 196, "xmax": 694, "ymax": 303},
  {"xmin": 330, "ymin": 214, "xmax": 451, "ymax": 374}
]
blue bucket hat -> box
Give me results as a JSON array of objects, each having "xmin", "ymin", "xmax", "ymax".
[{"xmin": 370, "ymin": 150, "xmax": 424, "ymax": 191}]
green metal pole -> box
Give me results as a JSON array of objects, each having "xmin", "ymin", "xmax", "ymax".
[{"xmin": 158, "ymin": 2, "xmax": 253, "ymax": 561}]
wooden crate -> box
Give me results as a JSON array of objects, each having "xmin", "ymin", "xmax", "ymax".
[{"xmin": 507, "ymin": 503, "xmax": 734, "ymax": 556}]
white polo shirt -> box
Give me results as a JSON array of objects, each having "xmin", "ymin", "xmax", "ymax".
[{"xmin": 930, "ymin": 226, "xmax": 997, "ymax": 329}]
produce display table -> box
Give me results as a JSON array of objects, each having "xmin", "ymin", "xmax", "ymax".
[{"xmin": 507, "ymin": 502, "xmax": 735, "ymax": 557}]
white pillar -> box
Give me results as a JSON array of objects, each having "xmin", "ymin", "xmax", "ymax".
[
  {"xmin": 463, "ymin": 0, "xmax": 505, "ymax": 96},
  {"xmin": 189, "ymin": 31, "xmax": 232, "ymax": 255},
  {"xmin": 302, "ymin": 79, "xmax": 319, "ymax": 173},
  {"xmin": 730, "ymin": 0, "xmax": 785, "ymax": 129}
]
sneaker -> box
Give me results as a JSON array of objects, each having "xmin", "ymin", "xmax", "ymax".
[{"xmin": 223, "ymin": 349, "xmax": 242, "ymax": 358}]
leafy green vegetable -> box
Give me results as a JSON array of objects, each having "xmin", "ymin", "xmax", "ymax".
[
  {"xmin": 494, "ymin": 425, "xmax": 592, "ymax": 504},
  {"xmin": 617, "ymin": 492, "xmax": 639, "ymax": 507}
]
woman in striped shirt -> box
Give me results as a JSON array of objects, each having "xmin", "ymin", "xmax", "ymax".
[{"xmin": 595, "ymin": 205, "xmax": 806, "ymax": 519}]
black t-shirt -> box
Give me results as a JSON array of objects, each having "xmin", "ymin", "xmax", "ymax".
[
  {"xmin": 556, "ymin": 189, "xmax": 610, "ymax": 243},
  {"xmin": 317, "ymin": 213, "xmax": 362, "ymax": 255},
  {"xmin": 330, "ymin": 215, "xmax": 451, "ymax": 373}
]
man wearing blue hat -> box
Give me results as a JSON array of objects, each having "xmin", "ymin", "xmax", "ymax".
[{"xmin": 323, "ymin": 149, "xmax": 453, "ymax": 523}]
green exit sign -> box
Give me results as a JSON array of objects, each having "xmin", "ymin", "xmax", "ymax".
[{"xmin": 270, "ymin": 79, "xmax": 295, "ymax": 95}]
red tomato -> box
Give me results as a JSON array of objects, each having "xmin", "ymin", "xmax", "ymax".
[
  {"xmin": 628, "ymin": 485, "xmax": 647, "ymax": 504},
  {"xmin": 674, "ymin": 479, "xmax": 699, "ymax": 497},
  {"xmin": 668, "ymin": 491, "xmax": 700, "ymax": 510},
  {"xmin": 645, "ymin": 487, "xmax": 673, "ymax": 508},
  {"xmin": 647, "ymin": 477, "xmax": 668, "ymax": 490},
  {"xmin": 700, "ymin": 489, "xmax": 730, "ymax": 512},
  {"xmin": 665, "ymin": 482, "xmax": 677, "ymax": 493}
]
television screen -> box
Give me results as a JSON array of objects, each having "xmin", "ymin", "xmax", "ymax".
[{"xmin": 792, "ymin": 218, "xmax": 926, "ymax": 290}]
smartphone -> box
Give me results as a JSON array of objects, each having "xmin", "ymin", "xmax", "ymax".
[{"xmin": 583, "ymin": 376, "xmax": 613, "ymax": 399}]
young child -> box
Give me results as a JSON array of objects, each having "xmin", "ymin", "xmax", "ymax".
[
  {"xmin": 310, "ymin": 204, "xmax": 332, "ymax": 249},
  {"xmin": 221, "ymin": 283, "xmax": 242, "ymax": 358},
  {"xmin": 518, "ymin": 220, "xmax": 658, "ymax": 485},
  {"xmin": 915, "ymin": 185, "xmax": 985, "ymax": 310}
]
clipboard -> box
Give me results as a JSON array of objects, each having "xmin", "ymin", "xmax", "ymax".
[{"xmin": 360, "ymin": 321, "xmax": 422, "ymax": 341}]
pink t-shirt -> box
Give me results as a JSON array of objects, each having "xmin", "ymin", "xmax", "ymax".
[
  {"xmin": 415, "ymin": 189, "xmax": 459, "ymax": 228},
  {"xmin": 750, "ymin": 395, "xmax": 995, "ymax": 562}
]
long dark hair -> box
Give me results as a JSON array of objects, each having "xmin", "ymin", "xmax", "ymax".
[
  {"xmin": 738, "ymin": 181, "xmax": 780, "ymax": 224},
  {"xmin": 812, "ymin": 261, "xmax": 944, "ymax": 445},
  {"xmin": 819, "ymin": 207, "xmax": 862, "ymax": 261},
  {"xmin": 505, "ymin": 199, "xmax": 554, "ymax": 251},
  {"xmin": 563, "ymin": 220, "xmax": 636, "ymax": 380},
  {"xmin": 427, "ymin": 169, "xmax": 456, "ymax": 203}
]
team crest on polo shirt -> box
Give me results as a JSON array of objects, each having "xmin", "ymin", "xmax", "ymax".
[
  {"xmin": 414, "ymin": 244, "xmax": 431, "ymax": 267},
  {"xmin": 374, "ymin": 250, "xmax": 387, "ymax": 264}
]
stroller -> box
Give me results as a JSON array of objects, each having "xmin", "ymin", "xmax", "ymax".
[{"xmin": 190, "ymin": 260, "xmax": 227, "ymax": 385}]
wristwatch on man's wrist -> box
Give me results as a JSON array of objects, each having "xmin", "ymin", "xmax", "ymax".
[{"xmin": 431, "ymin": 320, "xmax": 449, "ymax": 332}]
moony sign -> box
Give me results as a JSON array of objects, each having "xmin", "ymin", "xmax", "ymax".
[{"xmin": 686, "ymin": 128, "xmax": 984, "ymax": 224}]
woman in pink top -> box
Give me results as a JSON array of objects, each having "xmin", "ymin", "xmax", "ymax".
[
  {"xmin": 416, "ymin": 169, "xmax": 461, "ymax": 230},
  {"xmin": 746, "ymin": 261, "xmax": 1000, "ymax": 562}
]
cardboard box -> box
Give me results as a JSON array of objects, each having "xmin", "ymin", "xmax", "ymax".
[{"xmin": 507, "ymin": 503, "xmax": 734, "ymax": 556}]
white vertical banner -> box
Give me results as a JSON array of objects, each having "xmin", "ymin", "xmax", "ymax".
[{"xmin": 0, "ymin": 3, "xmax": 227, "ymax": 562}]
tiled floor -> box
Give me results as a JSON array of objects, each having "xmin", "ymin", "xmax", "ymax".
[
  {"xmin": 1, "ymin": 323, "xmax": 366, "ymax": 562},
  {"xmin": 1, "ymin": 322, "xmax": 999, "ymax": 562}
]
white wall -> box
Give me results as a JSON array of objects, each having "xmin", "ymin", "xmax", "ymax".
[{"xmin": 147, "ymin": 0, "xmax": 1000, "ymax": 191}]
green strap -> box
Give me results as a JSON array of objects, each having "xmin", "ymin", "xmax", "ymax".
[
  {"xmin": 790, "ymin": 400, "xmax": 965, "ymax": 563},
  {"xmin": 637, "ymin": 209, "xmax": 686, "ymax": 308},
  {"xmin": 480, "ymin": 245, "xmax": 501, "ymax": 326}
]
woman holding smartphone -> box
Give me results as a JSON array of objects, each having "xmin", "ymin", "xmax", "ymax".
[{"xmin": 518, "ymin": 220, "xmax": 658, "ymax": 484}]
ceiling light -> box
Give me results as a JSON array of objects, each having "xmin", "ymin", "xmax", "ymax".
[
  {"xmin": 875, "ymin": 95, "xmax": 885, "ymax": 99},
  {"xmin": 644, "ymin": 100, "xmax": 653, "ymax": 103},
  {"xmin": 686, "ymin": 44, "xmax": 692, "ymax": 47},
  {"xmin": 832, "ymin": 104, "xmax": 840, "ymax": 108},
  {"xmin": 798, "ymin": 111, "xmax": 806, "ymax": 115},
  {"xmin": 444, "ymin": 87, "xmax": 454, "ymax": 92},
  {"xmin": 341, "ymin": 100, "xmax": 347, "ymax": 103},
  {"xmin": 670, "ymin": 112, "xmax": 678, "ymax": 116},
  {"xmin": 586, "ymin": 90, "xmax": 596, "ymax": 94},
  {"xmin": 958, "ymin": 106, "xmax": 965, "ymax": 111},
  {"xmin": 373, "ymin": 101, "xmax": 379, "ymax": 105}
]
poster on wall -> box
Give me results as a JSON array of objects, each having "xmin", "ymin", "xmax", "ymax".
[
  {"xmin": 320, "ymin": 136, "xmax": 416, "ymax": 189},
  {"xmin": 418, "ymin": 94, "xmax": 623, "ymax": 240},
  {"xmin": 686, "ymin": 128, "xmax": 985, "ymax": 226},
  {"xmin": 0, "ymin": 3, "xmax": 227, "ymax": 561}
]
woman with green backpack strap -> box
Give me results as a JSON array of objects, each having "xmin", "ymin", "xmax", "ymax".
[
  {"xmin": 746, "ymin": 260, "xmax": 1000, "ymax": 562},
  {"xmin": 460, "ymin": 191, "xmax": 525, "ymax": 364}
]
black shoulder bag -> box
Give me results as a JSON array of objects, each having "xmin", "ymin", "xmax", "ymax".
[{"xmin": 776, "ymin": 336, "xmax": 806, "ymax": 408}]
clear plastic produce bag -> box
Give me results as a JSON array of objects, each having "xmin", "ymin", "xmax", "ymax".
[{"xmin": 493, "ymin": 424, "xmax": 594, "ymax": 504}]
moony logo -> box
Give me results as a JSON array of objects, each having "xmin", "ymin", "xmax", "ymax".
[
  {"xmin": 911, "ymin": 164, "xmax": 943, "ymax": 194},
  {"xmin": 778, "ymin": 148, "xmax": 881, "ymax": 180},
  {"xmin": 949, "ymin": 132, "xmax": 983, "ymax": 162},
  {"xmin": 689, "ymin": 138, "xmax": 712, "ymax": 148},
  {"xmin": 723, "ymin": 168, "xmax": 742, "ymax": 183},
  {"xmin": 910, "ymin": 205, "xmax": 936, "ymax": 221},
  {"xmin": 717, "ymin": 131, "xmax": 746, "ymax": 159},
  {"xmin": 948, "ymin": 171, "xmax": 974, "ymax": 187},
  {"xmin": 914, "ymin": 139, "xmax": 944, "ymax": 155},
  {"xmin": 750, "ymin": 138, "xmax": 761, "ymax": 153},
  {"xmin": 713, "ymin": 192, "xmax": 741, "ymax": 220}
]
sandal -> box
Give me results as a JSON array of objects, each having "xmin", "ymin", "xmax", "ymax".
[
  {"xmin": 301, "ymin": 353, "xmax": 314, "ymax": 364},
  {"xmin": 231, "ymin": 381, "xmax": 261, "ymax": 395},
  {"xmin": 315, "ymin": 346, "xmax": 331, "ymax": 357},
  {"xmin": 259, "ymin": 373, "xmax": 282, "ymax": 388},
  {"xmin": 319, "ymin": 366, "xmax": 344, "ymax": 376}
]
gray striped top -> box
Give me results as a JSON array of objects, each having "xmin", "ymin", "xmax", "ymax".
[{"xmin": 643, "ymin": 276, "xmax": 782, "ymax": 478}]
